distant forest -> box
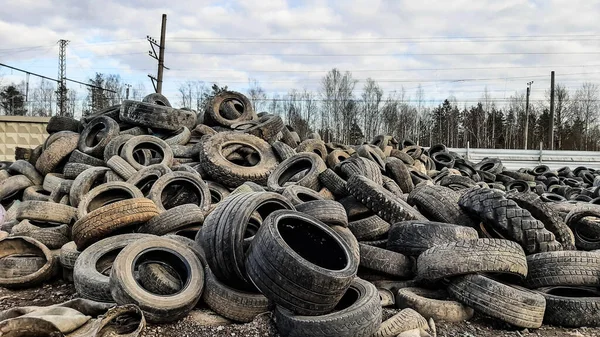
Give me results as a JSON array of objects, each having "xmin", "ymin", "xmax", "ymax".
[{"xmin": 1, "ymin": 69, "xmax": 598, "ymax": 151}]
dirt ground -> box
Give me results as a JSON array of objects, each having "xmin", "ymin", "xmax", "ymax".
[{"xmin": 0, "ymin": 280, "xmax": 599, "ymax": 337}]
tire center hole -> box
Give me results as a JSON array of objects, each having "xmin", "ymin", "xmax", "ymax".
[
  {"xmin": 133, "ymin": 248, "xmax": 190, "ymax": 296},
  {"xmin": 277, "ymin": 216, "xmax": 347, "ymax": 271}
]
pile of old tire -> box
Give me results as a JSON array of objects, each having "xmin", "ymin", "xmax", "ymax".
[{"xmin": 1, "ymin": 90, "xmax": 600, "ymax": 335}]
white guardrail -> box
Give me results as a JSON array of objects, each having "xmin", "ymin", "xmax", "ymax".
[{"xmin": 448, "ymin": 146, "xmax": 600, "ymax": 171}]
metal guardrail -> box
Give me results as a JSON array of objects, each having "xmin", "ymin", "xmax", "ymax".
[{"xmin": 449, "ymin": 146, "xmax": 600, "ymax": 171}]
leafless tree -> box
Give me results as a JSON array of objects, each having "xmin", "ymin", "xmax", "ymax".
[
  {"xmin": 320, "ymin": 68, "xmax": 357, "ymax": 142},
  {"xmin": 361, "ymin": 78, "xmax": 383, "ymax": 141},
  {"xmin": 247, "ymin": 78, "xmax": 267, "ymax": 112}
]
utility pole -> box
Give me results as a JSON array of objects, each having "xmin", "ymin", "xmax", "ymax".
[
  {"xmin": 147, "ymin": 14, "xmax": 168, "ymax": 93},
  {"xmin": 57, "ymin": 39, "xmax": 69, "ymax": 116},
  {"xmin": 524, "ymin": 81, "xmax": 533, "ymax": 149},
  {"xmin": 549, "ymin": 71, "xmax": 555, "ymax": 150}
]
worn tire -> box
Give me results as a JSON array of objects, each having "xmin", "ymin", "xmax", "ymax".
[
  {"xmin": 35, "ymin": 133, "xmax": 79, "ymax": 175},
  {"xmin": 268, "ymin": 153, "xmax": 326, "ymax": 193},
  {"xmin": 387, "ymin": 220, "xmax": 479, "ymax": 256},
  {"xmin": 347, "ymin": 175, "xmax": 426, "ymax": 224},
  {"xmin": 120, "ymin": 135, "xmax": 174, "ymax": 170},
  {"xmin": 417, "ymin": 238, "xmax": 527, "ymax": 281},
  {"xmin": 296, "ymin": 200, "xmax": 348, "ymax": 227},
  {"xmin": 203, "ymin": 268, "xmax": 270, "ymax": 323},
  {"xmin": 359, "ymin": 243, "xmax": 412, "ymax": 278},
  {"xmin": 537, "ymin": 286, "xmax": 600, "ymax": 327},
  {"xmin": 525, "ymin": 251, "xmax": 600, "ymax": 288},
  {"xmin": 138, "ymin": 204, "xmax": 204, "ymax": 235},
  {"xmin": 245, "ymin": 210, "xmax": 358, "ymax": 315},
  {"xmin": 120, "ymin": 100, "xmax": 196, "ymax": 131},
  {"xmin": 0, "ymin": 237, "xmax": 56, "ymax": 288},
  {"xmin": 281, "ymin": 185, "xmax": 324, "ymax": 205},
  {"xmin": 396, "ymin": 287, "xmax": 474, "ymax": 322},
  {"xmin": 318, "ymin": 169, "xmax": 348, "ymax": 197},
  {"xmin": 448, "ymin": 274, "xmax": 545, "ymax": 328},
  {"xmin": 148, "ymin": 171, "xmax": 211, "ymax": 212},
  {"xmin": 459, "ymin": 187, "xmax": 562, "ymax": 254},
  {"xmin": 274, "ymin": 278, "xmax": 381, "ymax": 337},
  {"xmin": 201, "ymin": 192, "xmax": 294, "ymax": 289},
  {"xmin": 407, "ymin": 185, "xmax": 477, "ymax": 227},
  {"xmin": 72, "ymin": 198, "xmax": 159, "ymax": 250},
  {"xmin": 8, "ymin": 160, "xmax": 43, "ymax": 186},
  {"xmin": 109, "ymin": 236, "xmax": 204, "ymax": 323},
  {"xmin": 76, "ymin": 181, "xmax": 144, "ymax": 220},
  {"xmin": 78, "ymin": 116, "xmax": 120, "ymax": 158},
  {"xmin": 386, "ymin": 158, "xmax": 414, "ymax": 193}
]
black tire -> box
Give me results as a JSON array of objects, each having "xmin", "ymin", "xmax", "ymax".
[
  {"xmin": 106, "ymin": 155, "xmax": 137, "ymax": 180},
  {"xmin": 120, "ymin": 100, "xmax": 196, "ymax": 131},
  {"xmin": 439, "ymin": 174, "xmax": 477, "ymax": 190},
  {"xmin": 78, "ymin": 116, "xmax": 120, "ymax": 158},
  {"xmin": 63, "ymin": 163, "xmax": 93, "ymax": 179},
  {"xmin": 506, "ymin": 191, "xmax": 576, "ymax": 250},
  {"xmin": 389, "ymin": 149, "xmax": 415, "ymax": 165},
  {"xmin": 387, "ymin": 220, "xmax": 479, "ymax": 256},
  {"xmin": 8, "ymin": 160, "xmax": 43, "ymax": 186},
  {"xmin": 200, "ymin": 132, "xmax": 278, "ymax": 187},
  {"xmin": 459, "ymin": 187, "xmax": 562, "ymax": 254},
  {"xmin": 69, "ymin": 166, "xmax": 110, "ymax": 208},
  {"xmin": 142, "ymin": 92, "xmax": 172, "ymax": 106},
  {"xmin": 46, "ymin": 116, "xmax": 81, "ymax": 133},
  {"xmin": 537, "ymin": 286, "xmax": 600, "ymax": 327},
  {"xmin": 296, "ymin": 139, "xmax": 328, "ymax": 161},
  {"xmin": 267, "ymin": 153, "xmax": 326, "ymax": 193},
  {"xmin": 126, "ymin": 164, "xmax": 171, "ymax": 196},
  {"xmin": 337, "ymin": 157, "xmax": 383, "ymax": 186},
  {"xmin": 120, "ymin": 135, "xmax": 174, "ymax": 171},
  {"xmin": 137, "ymin": 261, "xmax": 182, "ymax": 295},
  {"xmin": 148, "ymin": 171, "xmax": 211, "ymax": 212},
  {"xmin": 233, "ymin": 114, "xmax": 284, "ymax": 142},
  {"xmin": 417, "ymin": 238, "xmax": 527, "ymax": 281},
  {"xmin": 525, "ymin": 251, "xmax": 600, "ymax": 288},
  {"xmin": 22, "ymin": 185, "xmax": 51, "ymax": 202},
  {"xmin": 407, "ymin": 185, "xmax": 476, "ymax": 227},
  {"xmin": 202, "ymin": 268, "xmax": 270, "ymax": 323},
  {"xmin": 201, "ymin": 192, "xmax": 294, "ymax": 289},
  {"xmin": 355, "ymin": 144, "xmax": 386, "ymax": 171},
  {"xmin": 138, "ymin": 204, "xmax": 204, "ymax": 235},
  {"xmin": 296, "ymin": 200, "xmax": 348, "ymax": 227},
  {"xmin": 347, "ymin": 175, "xmax": 426, "ymax": 224},
  {"xmin": 348, "ymin": 215, "xmax": 390, "ymax": 241},
  {"xmin": 358, "ymin": 243, "xmax": 412, "ymax": 278},
  {"xmin": 565, "ymin": 204, "xmax": 600, "ymax": 250},
  {"xmin": 68, "ymin": 149, "xmax": 106, "ymax": 167},
  {"xmin": 274, "ymin": 278, "xmax": 382, "ymax": 337},
  {"xmin": 432, "ymin": 152, "xmax": 455, "ymax": 170},
  {"xmin": 103, "ymin": 134, "xmax": 134, "ymax": 162},
  {"xmin": 318, "ymin": 169, "xmax": 348, "ymax": 197},
  {"xmin": 10, "ymin": 220, "xmax": 70, "ymax": 249},
  {"xmin": 448, "ymin": 274, "xmax": 546, "ymax": 328},
  {"xmin": 281, "ymin": 185, "xmax": 324, "ymax": 205},
  {"xmin": 475, "ymin": 158, "xmax": 504, "ymax": 175},
  {"xmin": 245, "ymin": 210, "xmax": 358, "ymax": 315},
  {"xmin": 396, "ymin": 287, "xmax": 474, "ymax": 322},
  {"xmin": 386, "ymin": 158, "xmax": 414, "ymax": 193},
  {"xmin": 109, "ymin": 236, "xmax": 204, "ymax": 323}
]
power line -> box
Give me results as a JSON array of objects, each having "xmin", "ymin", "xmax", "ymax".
[{"xmin": 166, "ymin": 51, "xmax": 600, "ymax": 56}]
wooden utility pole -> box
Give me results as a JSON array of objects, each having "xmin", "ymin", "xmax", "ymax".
[
  {"xmin": 148, "ymin": 14, "xmax": 168, "ymax": 93},
  {"xmin": 549, "ymin": 71, "xmax": 555, "ymax": 150},
  {"xmin": 524, "ymin": 81, "xmax": 533, "ymax": 149}
]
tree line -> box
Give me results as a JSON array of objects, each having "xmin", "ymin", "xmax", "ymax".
[{"xmin": 1, "ymin": 68, "xmax": 599, "ymax": 151}]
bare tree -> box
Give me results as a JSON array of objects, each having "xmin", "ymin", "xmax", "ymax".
[
  {"xmin": 361, "ymin": 78, "xmax": 383, "ymax": 141},
  {"xmin": 416, "ymin": 85, "xmax": 425, "ymax": 144},
  {"xmin": 320, "ymin": 68, "xmax": 357, "ymax": 142},
  {"xmin": 30, "ymin": 79, "xmax": 55, "ymax": 116},
  {"xmin": 247, "ymin": 78, "xmax": 267, "ymax": 112},
  {"xmin": 572, "ymin": 82, "xmax": 599, "ymax": 150}
]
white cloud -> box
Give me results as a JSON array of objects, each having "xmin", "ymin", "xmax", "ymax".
[{"xmin": 0, "ymin": 0, "xmax": 599, "ymax": 108}]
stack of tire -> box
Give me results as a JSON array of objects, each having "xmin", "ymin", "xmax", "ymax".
[{"xmin": 0, "ymin": 89, "xmax": 600, "ymax": 335}]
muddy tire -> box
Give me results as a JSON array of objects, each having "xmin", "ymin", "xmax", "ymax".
[
  {"xmin": 120, "ymin": 135, "xmax": 174, "ymax": 170},
  {"xmin": 359, "ymin": 243, "xmax": 412, "ymax": 278},
  {"xmin": 148, "ymin": 171, "xmax": 211, "ymax": 212},
  {"xmin": 407, "ymin": 185, "xmax": 476, "ymax": 227},
  {"xmin": 525, "ymin": 251, "xmax": 600, "ymax": 288},
  {"xmin": 296, "ymin": 200, "xmax": 347, "ymax": 227},
  {"xmin": 109, "ymin": 236, "xmax": 204, "ymax": 323},
  {"xmin": 72, "ymin": 198, "xmax": 159, "ymax": 250},
  {"xmin": 138, "ymin": 204, "xmax": 204, "ymax": 235},
  {"xmin": 120, "ymin": 100, "xmax": 196, "ymax": 131},
  {"xmin": 35, "ymin": 133, "xmax": 79, "ymax": 175},
  {"xmin": 0, "ymin": 237, "xmax": 56, "ymax": 288},
  {"xmin": 537, "ymin": 286, "xmax": 600, "ymax": 327},
  {"xmin": 16, "ymin": 200, "xmax": 76, "ymax": 224},
  {"xmin": 396, "ymin": 287, "xmax": 474, "ymax": 322}
]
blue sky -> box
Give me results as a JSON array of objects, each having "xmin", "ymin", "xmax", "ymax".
[{"xmin": 1, "ymin": 0, "xmax": 599, "ymax": 114}]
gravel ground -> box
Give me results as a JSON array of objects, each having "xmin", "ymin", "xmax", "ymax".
[{"xmin": 0, "ymin": 280, "xmax": 599, "ymax": 337}]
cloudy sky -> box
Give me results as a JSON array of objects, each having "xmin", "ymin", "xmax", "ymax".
[{"xmin": 1, "ymin": 0, "xmax": 599, "ymax": 111}]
